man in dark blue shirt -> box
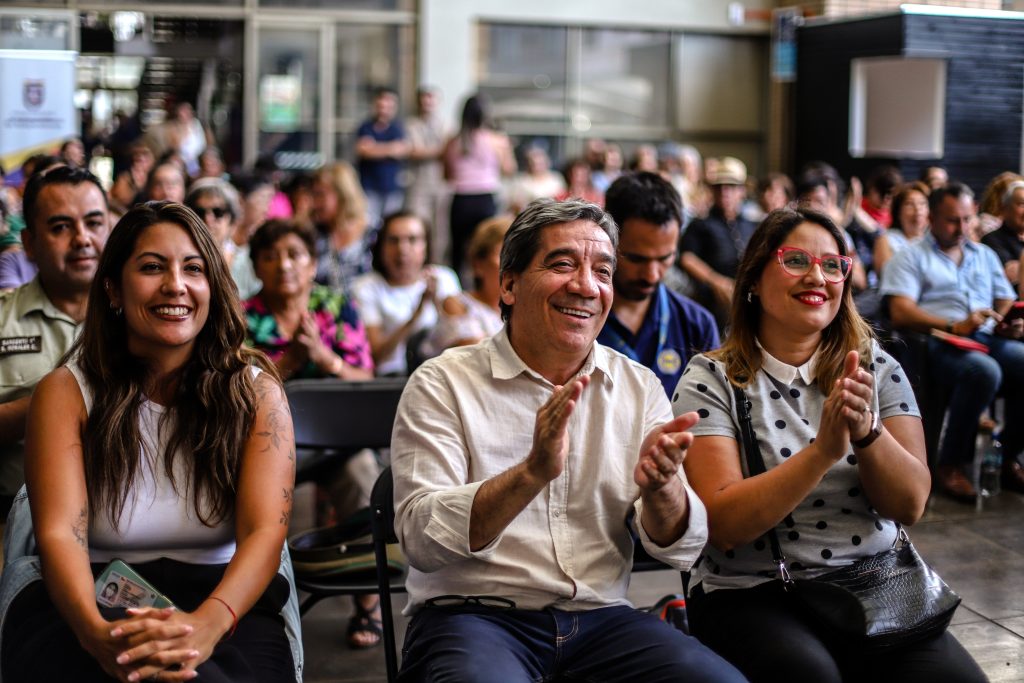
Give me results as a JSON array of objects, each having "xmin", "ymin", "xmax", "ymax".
[
  {"xmin": 356, "ymin": 87, "xmax": 408, "ymax": 231},
  {"xmin": 599, "ymin": 172, "xmax": 720, "ymax": 398}
]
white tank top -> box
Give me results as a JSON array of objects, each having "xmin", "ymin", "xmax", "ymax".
[{"xmin": 69, "ymin": 363, "xmax": 240, "ymax": 565}]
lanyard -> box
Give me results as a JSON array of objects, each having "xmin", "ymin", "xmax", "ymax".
[{"xmin": 604, "ymin": 285, "xmax": 670, "ymax": 363}]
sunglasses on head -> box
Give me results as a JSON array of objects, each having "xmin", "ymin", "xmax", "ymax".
[{"xmin": 776, "ymin": 246, "xmax": 852, "ymax": 283}]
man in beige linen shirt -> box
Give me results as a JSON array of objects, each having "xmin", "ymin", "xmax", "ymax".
[{"xmin": 391, "ymin": 199, "xmax": 745, "ymax": 682}]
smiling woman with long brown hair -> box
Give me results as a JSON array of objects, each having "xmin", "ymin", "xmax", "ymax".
[{"xmin": 4, "ymin": 202, "xmax": 300, "ymax": 682}]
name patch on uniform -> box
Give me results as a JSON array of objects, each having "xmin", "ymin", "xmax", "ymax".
[{"xmin": 0, "ymin": 336, "xmax": 42, "ymax": 355}]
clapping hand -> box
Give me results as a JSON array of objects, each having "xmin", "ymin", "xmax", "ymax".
[
  {"xmin": 291, "ymin": 312, "xmax": 323, "ymax": 358},
  {"xmin": 818, "ymin": 351, "xmax": 873, "ymax": 460},
  {"xmin": 293, "ymin": 312, "xmax": 342, "ymax": 373},
  {"xmin": 837, "ymin": 350, "xmax": 875, "ymax": 441},
  {"xmin": 279, "ymin": 312, "xmax": 332, "ymax": 377},
  {"xmin": 526, "ymin": 377, "xmax": 589, "ymax": 484},
  {"xmin": 634, "ymin": 412, "xmax": 699, "ymax": 493},
  {"xmin": 414, "ymin": 272, "xmax": 439, "ymax": 318}
]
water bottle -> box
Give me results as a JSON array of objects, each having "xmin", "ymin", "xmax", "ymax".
[
  {"xmin": 980, "ymin": 435, "xmax": 1003, "ymax": 497},
  {"xmin": 974, "ymin": 427, "xmax": 992, "ymax": 492}
]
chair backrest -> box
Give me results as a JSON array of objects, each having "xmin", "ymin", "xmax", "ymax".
[
  {"xmin": 371, "ymin": 466, "xmax": 398, "ymax": 545},
  {"xmin": 285, "ymin": 378, "xmax": 407, "ymax": 451},
  {"xmin": 371, "ymin": 466, "xmax": 401, "ymax": 682},
  {"xmin": 405, "ymin": 328, "xmax": 433, "ymax": 375}
]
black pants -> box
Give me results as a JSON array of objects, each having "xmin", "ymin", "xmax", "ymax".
[
  {"xmin": 449, "ymin": 192, "xmax": 497, "ymax": 277},
  {"xmin": 0, "ymin": 494, "xmax": 15, "ymax": 522},
  {"xmin": 2, "ymin": 558, "xmax": 294, "ymax": 683},
  {"xmin": 688, "ymin": 581, "xmax": 985, "ymax": 683}
]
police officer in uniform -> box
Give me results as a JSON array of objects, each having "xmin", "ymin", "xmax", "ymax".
[{"xmin": 0, "ymin": 166, "xmax": 109, "ymax": 518}]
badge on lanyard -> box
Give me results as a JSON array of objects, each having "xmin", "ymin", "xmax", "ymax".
[{"xmin": 657, "ymin": 348, "xmax": 682, "ymax": 375}]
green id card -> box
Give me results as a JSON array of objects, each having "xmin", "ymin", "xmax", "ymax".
[{"xmin": 95, "ymin": 559, "xmax": 176, "ymax": 610}]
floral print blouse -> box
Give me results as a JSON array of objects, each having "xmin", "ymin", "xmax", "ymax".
[{"xmin": 243, "ymin": 285, "xmax": 374, "ymax": 378}]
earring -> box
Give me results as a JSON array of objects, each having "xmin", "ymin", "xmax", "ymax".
[
  {"xmin": 746, "ymin": 291, "xmax": 753, "ymax": 303},
  {"xmin": 109, "ymin": 302, "xmax": 122, "ymax": 316}
]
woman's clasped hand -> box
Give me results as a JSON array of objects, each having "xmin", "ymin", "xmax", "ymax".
[
  {"xmin": 100, "ymin": 605, "xmax": 227, "ymax": 682},
  {"xmin": 76, "ymin": 607, "xmax": 191, "ymax": 682}
]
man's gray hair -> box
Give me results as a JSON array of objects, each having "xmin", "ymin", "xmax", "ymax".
[
  {"xmin": 499, "ymin": 198, "xmax": 618, "ymax": 321},
  {"xmin": 1002, "ymin": 180, "xmax": 1024, "ymax": 209}
]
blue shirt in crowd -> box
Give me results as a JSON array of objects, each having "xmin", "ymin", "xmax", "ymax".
[
  {"xmin": 879, "ymin": 232, "xmax": 1015, "ymax": 334},
  {"xmin": 598, "ymin": 283, "xmax": 720, "ymax": 398},
  {"xmin": 356, "ymin": 118, "xmax": 405, "ymax": 194}
]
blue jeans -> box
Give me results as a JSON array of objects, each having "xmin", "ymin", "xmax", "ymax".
[
  {"xmin": 928, "ymin": 332, "xmax": 1024, "ymax": 467},
  {"xmin": 398, "ymin": 603, "xmax": 747, "ymax": 683}
]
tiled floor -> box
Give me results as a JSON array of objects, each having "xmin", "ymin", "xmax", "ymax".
[{"xmin": 293, "ymin": 486, "xmax": 1024, "ymax": 682}]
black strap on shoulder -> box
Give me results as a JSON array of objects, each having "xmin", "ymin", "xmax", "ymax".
[
  {"xmin": 733, "ymin": 385, "xmax": 767, "ymax": 477},
  {"xmin": 732, "ymin": 384, "xmax": 792, "ymax": 586}
]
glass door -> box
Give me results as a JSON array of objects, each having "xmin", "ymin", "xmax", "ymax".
[{"xmin": 247, "ymin": 20, "xmax": 331, "ymax": 170}]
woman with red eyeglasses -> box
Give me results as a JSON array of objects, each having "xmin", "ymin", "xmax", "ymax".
[{"xmin": 671, "ymin": 208, "xmax": 983, "ymax": 682}]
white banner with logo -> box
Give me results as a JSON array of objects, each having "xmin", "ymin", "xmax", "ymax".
[{"xmin": 0, "ymin": 49, "xmax": 77, "ymax": 170}]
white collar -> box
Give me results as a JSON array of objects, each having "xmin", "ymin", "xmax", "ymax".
[
  {"xmin": 489, "ymin": 326, "xmax": 611, "ymax": 386},
  {"xmin": 756, "ymin": 339, "xmax": 818, "ymax": 385}
]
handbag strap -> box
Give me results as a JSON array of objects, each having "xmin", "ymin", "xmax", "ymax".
[
  {"xmin": 731, "ymin": 385, "xmax": 906, "ymax": 588},
  {"xmin": 732, "ymin": 384, "xmax": 793, "ymax": 587}
]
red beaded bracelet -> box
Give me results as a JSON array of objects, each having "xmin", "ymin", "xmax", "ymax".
[{"xmin": 209, "ymin": 596, "xmax": 238, "ymax": 640}]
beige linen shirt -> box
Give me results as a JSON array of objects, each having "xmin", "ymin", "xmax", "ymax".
[
  {"xmin": 392, "ymin": 328, "xmax": 708, "ymax": 613},
  {"xmin": 0, "ymin": 277, "xmax": 80, "ymax": 495}
]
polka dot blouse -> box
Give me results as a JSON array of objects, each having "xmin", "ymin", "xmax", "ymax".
[{"xmin": 672, "ymin": 340, "xmax": 920, "ymax": 592}]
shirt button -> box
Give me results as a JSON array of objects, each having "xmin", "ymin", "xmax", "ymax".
[{"xmin": 553, "ymin": 509, "xmax": 561, "ymax": 518}]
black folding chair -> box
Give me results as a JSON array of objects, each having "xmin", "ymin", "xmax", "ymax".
[
  {"xmin": 371, "ymin": 467, "xmax": 404, "ymax": 683},
  {"xmin": 286, "ymin": 377, "xmax": 407, "ymax": 485},
  {"xmin": 284, "ymin": 378, "xmax": 408, "ymax": 620},
  {"xmin": 878, "ymin": 297, "xmax": 948, "ymax": 467}
]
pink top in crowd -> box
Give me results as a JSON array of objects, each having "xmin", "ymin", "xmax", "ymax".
[{"xmin": 445, "ymin": 131, "xmax": 501, "ymax": 195}]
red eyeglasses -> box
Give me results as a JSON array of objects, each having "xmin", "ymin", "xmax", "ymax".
[{"xmin": 776, "ymin": 247, "xmax": 852, "ymax": 283}]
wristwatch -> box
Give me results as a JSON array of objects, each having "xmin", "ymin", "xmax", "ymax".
[{"xmin": 852, "ymin": 410, "xmax": 883, "ymax": 449}]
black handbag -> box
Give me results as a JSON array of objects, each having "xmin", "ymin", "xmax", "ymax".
[{"xmin": 732, "ymin": 386, "xmax": 961, "ymax": 649}]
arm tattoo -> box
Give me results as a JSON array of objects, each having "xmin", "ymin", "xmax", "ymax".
[
  {"xmin": 254, "ymin": 377, "xmax": 294, "ymax": 462},
  {"xmin": 279, "ymin": 487, "xmax": 294, "ymax": 526},
  {"xmin": 72, "ymin": 507, "xmax": 88, "ymax": 550}
]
